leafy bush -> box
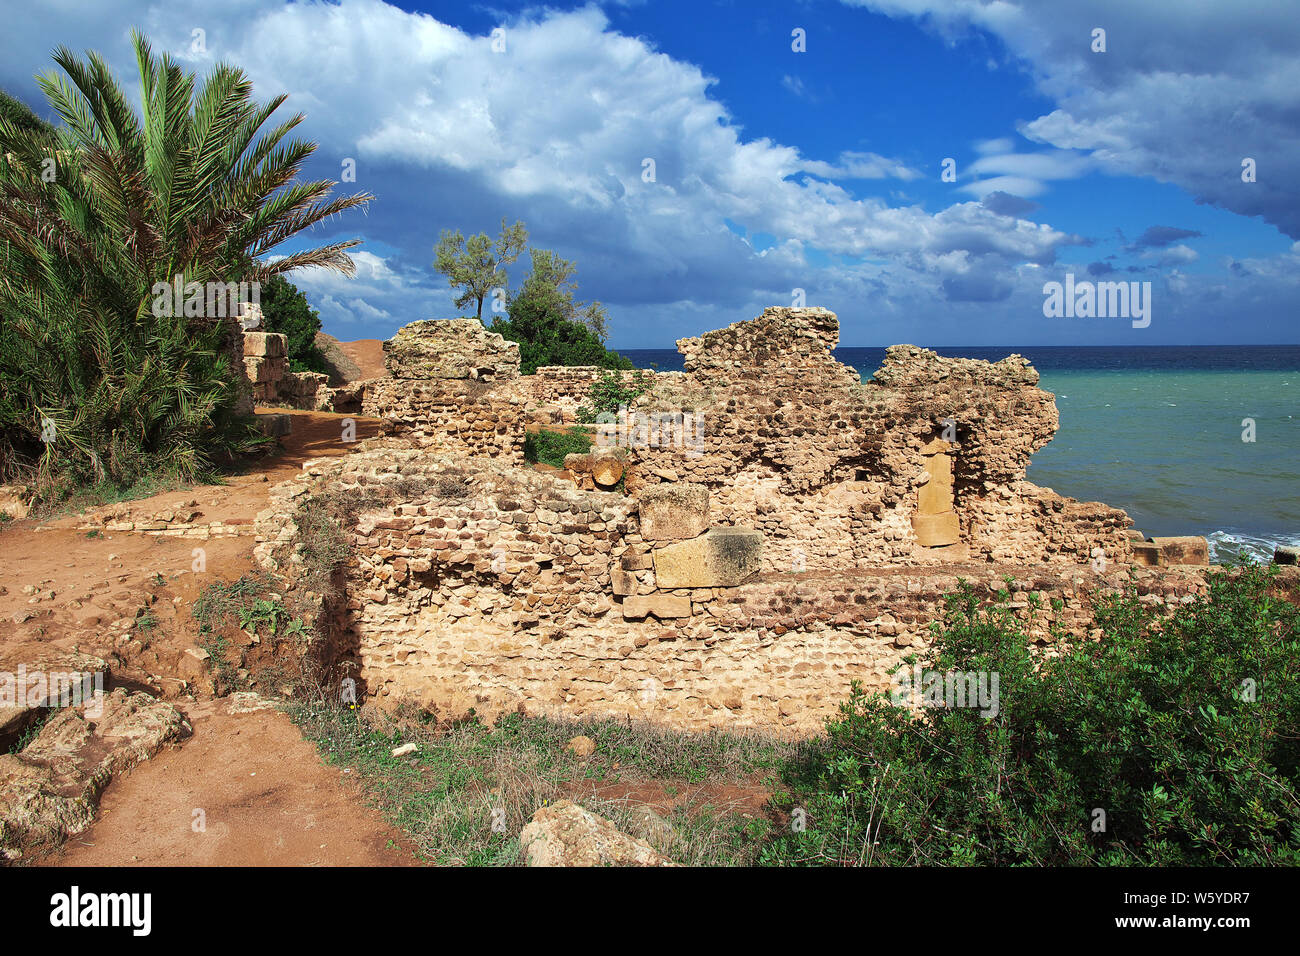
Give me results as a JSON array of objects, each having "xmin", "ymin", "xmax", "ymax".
[
  {"xmin": 490, "ymin": 294, "xmax": 631, "ymax": 375},
  {"xmin": 524, "ymin": 427, "xmax": 593, "ymax": 467},
  {"xmin": 765, "ymin": 566, "xmax": 1300, "ymax": 866},
  {"xmin": 576, "ymin": 368, "xmax": 655, "ymax": 423},
  {"xmin": 0, "ymin": 33, "xmax": 370, "ymax": 494},
  {"xmin": 258, "ymin": 275, "xmax": 328, "ymax": 374}
]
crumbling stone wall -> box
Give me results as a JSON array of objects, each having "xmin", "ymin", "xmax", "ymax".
[
  {"xmin": 384, "ymin": 318, "xmax": 519, "ymax": 381},
  {"xmin": 243, "ymin": 331, "xmax": 288, "ymax": 404},
  {"xmin": 623, "ymin": 307, "xmax": 1132, "ymax": 573},
  {"xmin": 515, "ymin": 366, "xmax": 655, "ymax": 423},
  {"xmin": 243, "ymin": 307, "xmax": 1207, "ymax": 734},
  {"xmin": 255, "ymin": 448, "xmax": 1205, "ymax": 733},
  {"xmin": 358, "ymin": 318, "xmax": 526, "ymax": 464},
  {"xmin": 361, "ymin": 379, "xmax": 524, "ymax": 465}
]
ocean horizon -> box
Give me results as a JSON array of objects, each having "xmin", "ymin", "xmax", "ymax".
[{"xmin": 619, "ymin": 345, "xmax": 1300, "ymax": 562}]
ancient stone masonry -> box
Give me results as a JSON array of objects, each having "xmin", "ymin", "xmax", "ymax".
[
  {"xmin": 384, "ymin": 318, "xmax": 519, "ymax": 382},
  {"xmin": 243, "ymin": 331, "xmax": 288, "ymax": 404},
  {"xmin": 515, "ymin": 366, "xmax": 650, "ymax": 424},
  {"xmin": 624, "ymin": 307, "xmax": 1131, "ymax": 574},
  {"xmin": 359, "ymin": 319, "xmax": 526, "ymax": 465},
  {"xmin": 254, "ymin": 447, "xmax": 1208, "ymax": 734},
  {"xmin": 249, "ymin": 306, "xmax": 1211, "ymax": 734}
]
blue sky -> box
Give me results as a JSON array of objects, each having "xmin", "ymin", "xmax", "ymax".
[{"xmin": 2, "ymin": 0, "xmax": 1298, "ymax": 346}]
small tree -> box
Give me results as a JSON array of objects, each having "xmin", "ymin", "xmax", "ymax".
[
  {"xmin": 258, "ymin": 275, "xmax": 326, "ymax": 373},
  {"xmin": 511, "ymin": 248, "xmax": 609, "ymax": 341},
  {"xmin": 490, "ymin": 292, "xmax": 631, "ymax": 375},
  {"xmin": 433, "ymin": 218, "xmax": 527, "ymax": 321}
]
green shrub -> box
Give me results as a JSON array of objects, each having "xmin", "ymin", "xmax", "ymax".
[
  {"xmin": 490, "ymin": 295, "xmax": 631, "ymax": 375},
  {"xmin": 258, "ymin": 275, "xmax": 329, "ymax": 374},
  {"xmin": 765, "ymin": 566, "xmax": 1300, "ymax": 866},
  {"xmin": 576, "ymin": 368, "xmax": 655, "ymax": 423},
  {"xmin": 524, "ymin": 427, "xmax": 593, "ymax": 467}
]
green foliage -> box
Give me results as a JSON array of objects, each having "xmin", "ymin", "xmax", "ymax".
[
  {"xmin": 524, "ymin": 427, "xmax": 593, "ymax": 467},
  {"xmin": 491, "ymin": 292, "xmax": 631, "ymax": 375},
  {"xmin": 0, "ymin": 33, "xmax": 371, "ymax": 494},
  {"xmin": 433, "ymin": 219, "xmax": 528, "ymax": 321},
  {"xmin": 508, "ymin": 247, "xmax": 609, "ymax": 342},
  {"xmin": 258, "ymin": 275, "xmax": 327, "ymax": 373},
  {"xmin": 0, "ymin": 89, "xmax": 53, "ymax": 135},
  {"xmin": 238, "ymin": 597, "xmax": 305, "ymax": 639},
  {"xmin": 576, "ymin": 368, "xmax": 655, "ymax": 423},
  {"xmin": 765, "ymin": 566, "xmax": 1300, "ymax": 866}
]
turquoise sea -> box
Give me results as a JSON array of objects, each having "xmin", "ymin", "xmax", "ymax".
[{"xmin": 620, "ymin": 346, "xmax": 1300, "ymax": 562}]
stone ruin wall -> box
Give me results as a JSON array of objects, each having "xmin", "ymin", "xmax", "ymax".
[
  {"xmin": 624, "ymin": 307, "xmax": 1133, "ymax": 575},
  {"xmin": 254, "ymin": 448, "xmax": 1206, "ymax": 734},
  {"xmin": 248, "ymin": 308, "xmax": 1204, "ymax": 733},
  {"xmin": 240, "ymin": 329, "xmax": 332, "ymax": 410},
  {"xmin": 357, "ymin": 319, "xmax": 526, "ymax": 466},
  {"xmin": 514, "ymin": 367, "xmax": 652, "ymax": 424}
]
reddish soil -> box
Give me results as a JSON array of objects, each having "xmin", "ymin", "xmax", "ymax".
[
  {"xmin": 333, "ymin": 338, "xmax": 388, "ymax": 381},
  {"xmin": 1, "ymin": 408, "xmax": 414, "ymax": 866},
  {"xmin": 46, "ymin": 701, "xmax": 416, "ymax": 866}
]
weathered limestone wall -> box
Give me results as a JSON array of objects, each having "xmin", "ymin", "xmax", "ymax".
[
  {"xmin": 245, "ymin": 307, "xmax": 1206, "ymax": 735},
  {"xmin": 384, "ymin": 318, "xmax": 518, "ymax": 381},
  {"xmin": 254, "ymin": 448, "xmax": 1206, "ymax": 733},
  {"xmin": 243, "ymin": 331, "xmax": 288, "ymax": 404},
  {"xmin": 361, "ymin": 379, "xmax": 525, "ymax": 466},
  {"xmin": 512, "ymin": 367, "xmax": 655, "ymax": 424},
  {"xmin": 624, "ymin": 307, "xmax": 1132, "ymax": 573},
  {"xmin": 358, "ymin": 318, "xmax": 526, "ymax": 464}
]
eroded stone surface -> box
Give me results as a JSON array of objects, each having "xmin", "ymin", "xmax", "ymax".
[
  {"xmin": 0, "ymin": 689, "xmax": 190, "ymax": 858},
  {"xmin": 519, "ymin": 800, "xmax": 675, "ymax": 866},
  {"xmin": 652, "ymin": 528, "xmax": 763, "ymax": 588},
  {"xmin": 384, "ymin": 319, "xmax": 519, "ymax": 382},
  {"xmin": 637, "ymin": 483, "xmax": 709, "ymax": 542}
]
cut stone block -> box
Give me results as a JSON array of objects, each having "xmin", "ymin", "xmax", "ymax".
[
  {"xmin": 1130, "ymin": 542, "xmax": 1161, "ymax": 566},
  {"xmin": 917, "ymin": 454, "xmax": 954, "ymax": 514},
  {"xmin": 912, "ymin": 512, "xmax": 959, "ymax": 547},
  {"xmin": 611, "ymin": 566, "xmax": 636, "ymax": 596},
  {"xmin": 243, "ymin": 331, "xmax": 287, "ymax": 358},
  {"xmin": 620, "ymin": 552, "xmax": 653, "ymax": 571},
  {"xmin": 255, "ymin": 413, "xmax": 292, "ymax": 438},
  {"xmin": 1149, "ymin": 536, "xmax": 1209, "ymax": 566},
  {"xmin": 652, "ymin": 528, "xmax": 763, "ymax": 588},
  {"xmin": 622, "ymin": 594, "xmax": 691, "ymax": 620},
  {"xmin": 637, "ymin": 483, "xmax": 710, "ymax": 542}
]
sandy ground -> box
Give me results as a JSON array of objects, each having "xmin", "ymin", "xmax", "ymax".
[
  {"xmin": 333, "ymin": 338, "xmax": 387, "ymax": 381},
  {"xmin": 45, "ymin": 701, "xmax": 416, "ymax": 866},
  {"xmin": 2, "ymin": 407, "xmax": 414, "ymax": 866}
]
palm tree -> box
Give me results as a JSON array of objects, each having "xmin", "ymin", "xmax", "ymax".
[{"xmin": 0, "ymin": 31, "xmax": 372, "ymax": 491}]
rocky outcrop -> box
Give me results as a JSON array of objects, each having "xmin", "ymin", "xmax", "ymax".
[
  {"xmin": 518, "ymin": 800, "xmax": 676, "ymax": 866},
  {"xmin": 0, "ymin": 689, "xmax": 190, "ymax": 859},
  {"xmin": 384, "ymin": 318, "xmax": 519, "ymax": 382}
]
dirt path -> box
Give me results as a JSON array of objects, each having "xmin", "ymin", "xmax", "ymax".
[
  {"xmin": 1, "ymin": 408, "xmax": 418, "ymax": 866},
  {"xmin": 46, "ymin": 700, "xmax": 416, "ymax": 866}
]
